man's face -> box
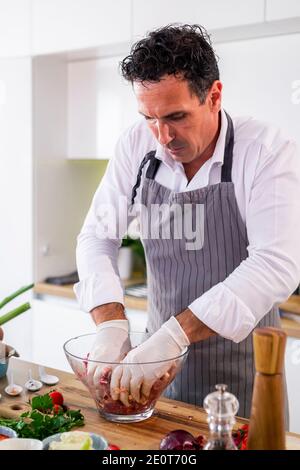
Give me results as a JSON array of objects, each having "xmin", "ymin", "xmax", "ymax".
[{"xmin": 134, "ymin": 74, "xmax": 222, "ymax": 164}]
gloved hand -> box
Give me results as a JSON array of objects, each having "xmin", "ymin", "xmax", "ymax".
[
  {"xmin": 87, "ymin": 319, "xmax": 131, "ymax": 390},
  {"xmin": 110, "ymin": 316, "xmax": 190, "ymax": 407}
]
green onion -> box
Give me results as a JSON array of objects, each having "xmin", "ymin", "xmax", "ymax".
[
  {"xmin": 0, "ymin": 283, "xmax": 34, "ymax": 310},
  {"xmin": 0, "ymin": 302, "xmax": 31, "ymax": 325}
]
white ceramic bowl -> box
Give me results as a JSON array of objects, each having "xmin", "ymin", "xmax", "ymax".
[
  {"xmin": 42, "ymin": 431, "xmax": 108, "ymax": 450},
  {"xmin": 0, "ymin": 438, "xmax": 43, "ymax": 450},
  {"xmin": 0, "ymin": 425, "xmax": 18, "ymax": 439}
]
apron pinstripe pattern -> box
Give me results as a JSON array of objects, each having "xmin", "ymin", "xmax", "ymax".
[{"xmin": 131, "ymin": 112, "xmax": 286, "ymax": 420}]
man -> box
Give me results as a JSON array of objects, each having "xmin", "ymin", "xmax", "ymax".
[{"xmin": 74, "ymin": 24, "xmax": 300, "ymax": 418}]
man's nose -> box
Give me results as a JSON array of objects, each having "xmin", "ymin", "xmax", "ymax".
[{"xmin": 156, "ymin": 121, "xmax": 174, "ymax": 146}]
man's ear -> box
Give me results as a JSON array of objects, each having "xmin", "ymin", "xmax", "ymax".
[{"xmin": 208, "ymin": 80, "xmax": 222, "ymax": 112}]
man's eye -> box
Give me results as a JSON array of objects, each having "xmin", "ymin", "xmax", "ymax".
[
  {"xmin": 170, "ymin": 114, "xmax": 185, "ymax": 121},
  {"xmin": 144, "ymin": 114, "xmax": 186, "ymax": 123}
]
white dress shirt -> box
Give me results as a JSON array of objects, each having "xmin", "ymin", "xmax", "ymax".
[{"xmin": 74, "ymin": 109, "xmax": 300, "ymax": 343}]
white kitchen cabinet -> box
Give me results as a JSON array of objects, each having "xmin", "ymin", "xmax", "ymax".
[
  {"xmin": 30, "ymin": 298, "xmax": 95, "ymax": 372},
  {"xmin": 68, "ymin": 56, "xmax": 138, "ymax": 159},
  {"xmin": 31, "ymin": 0, "xmax": 131, "ymax": 55},
  {"xmin": 0, "ymin": 0, "xmax": 31, "ymax": 57},
  {"xmin": 266, "ymin": 0, "xmax": 300, "ymax": 21},
  {"xmin": 216, "ymin": 33, "xmax": 300, "ymax": 148},
  {"xmin": 132, "ymin": 0, "xmax": 265, "ymax": 39},
  {"xmin": 0, "ymin": 57, "xmax": 33, "ymax": 299}
]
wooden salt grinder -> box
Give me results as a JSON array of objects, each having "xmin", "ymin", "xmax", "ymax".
[{"xmin": 247, "ymin": 327, "xmax": 286, "ymax": 450}]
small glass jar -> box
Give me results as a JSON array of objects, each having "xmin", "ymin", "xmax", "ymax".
[{"xmin": 203, "ymin": 384, "xmax": 239, "ymax": 450}]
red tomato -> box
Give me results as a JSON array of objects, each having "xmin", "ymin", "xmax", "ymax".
[
  {"xmin": 49, "ymin": 391, "xmax": 64, "ymax": 406},
  {"xmin": 107, "ymin": 443, "xmax": 120, "ymax": 450},
  {"xmin": 53, "ymin": 404, "xmax": 63, "ymax": 414}
]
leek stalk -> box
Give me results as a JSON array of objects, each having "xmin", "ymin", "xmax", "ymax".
[
  {"xmin": 0, "ymin": 302, "xmax": 31, "ymax": 326},
  {"xmin": 0, "ymin": 283, "xmax": 34, "ymax": 310}
]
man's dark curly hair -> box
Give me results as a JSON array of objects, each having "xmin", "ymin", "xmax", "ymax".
[{"xmin": 120, "ymin": 24, "xmax": 219, "ymax": 104}]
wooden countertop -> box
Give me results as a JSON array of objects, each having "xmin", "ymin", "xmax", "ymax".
[{"xmin": 1, "ymin": 357, "xmax": 300, "ymax": 450}]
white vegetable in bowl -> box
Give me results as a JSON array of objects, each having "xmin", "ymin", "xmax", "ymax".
[{"xmin": 49, "ymin": 431, "xmax": 94, "ymax": 450}]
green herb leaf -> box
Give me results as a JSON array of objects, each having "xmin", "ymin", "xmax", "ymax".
[{"xmin": 31, "ymin": 393, "xmax": 53, "ymax": 411}]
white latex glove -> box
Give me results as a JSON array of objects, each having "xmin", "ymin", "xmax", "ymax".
[
  {"xmin": 110, "ymin": 316, "xmax": 190, "ymax": 407},
  {"xmin": 87, "ymin": 319, "xmax": 131, "ymax": 389}
]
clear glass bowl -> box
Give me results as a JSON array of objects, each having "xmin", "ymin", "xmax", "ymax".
[{"xmin": 63, "ymin": 332, "xmax": 189, "ymax": 423}]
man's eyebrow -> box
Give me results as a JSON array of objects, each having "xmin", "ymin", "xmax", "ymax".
[
  {"xmin": 138, "ymin": 110, "xmax": 187, "ymax": 119},
  {"xmin": 138, "ymin": 111, "xmax": 151, "ymax": 119}
]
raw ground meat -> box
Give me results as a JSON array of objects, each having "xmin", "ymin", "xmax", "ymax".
[{"xmin": 74, "ymin": 360, "xmax": 176, "ymax": 416}]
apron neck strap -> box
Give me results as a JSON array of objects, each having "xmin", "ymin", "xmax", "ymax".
[
  {"xmin": 131, "ymin": 150, "xmax": 156, "ymax": 206},
  {"xmin": 221, "ymin": 111, "xmax": 234, "ymax": 183},
  {"xmin": 145, "ymin": 153, "xmax": 161, "ymax": 179}
]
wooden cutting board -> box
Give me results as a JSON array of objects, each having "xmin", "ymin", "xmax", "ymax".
[{"xmin": 1, "ymin": 357, "xmax": 300, "ymax": 450}]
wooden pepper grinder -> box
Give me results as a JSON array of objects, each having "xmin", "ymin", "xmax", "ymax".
[{"xmin": 247, "ymin": 327, "xmax": 286, "ymax": 450}]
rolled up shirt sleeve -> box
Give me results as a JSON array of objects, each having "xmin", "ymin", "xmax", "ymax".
[
  {"xmin": 74, "ymin": 130, "xmax": 136, "ymax": 312},
  {"xmin": 189, "ymin": 139, "xmax": 300, "ymax": 343}
]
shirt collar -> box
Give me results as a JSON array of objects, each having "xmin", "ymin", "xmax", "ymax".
[{"xmin": 154, "ymin": 108, "xmax": 228, "ymax": 171}]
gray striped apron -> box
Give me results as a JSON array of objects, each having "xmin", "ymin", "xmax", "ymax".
[{"xmin": 130, "ymin": 112, "xmax": 285, "ymax": 420}]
